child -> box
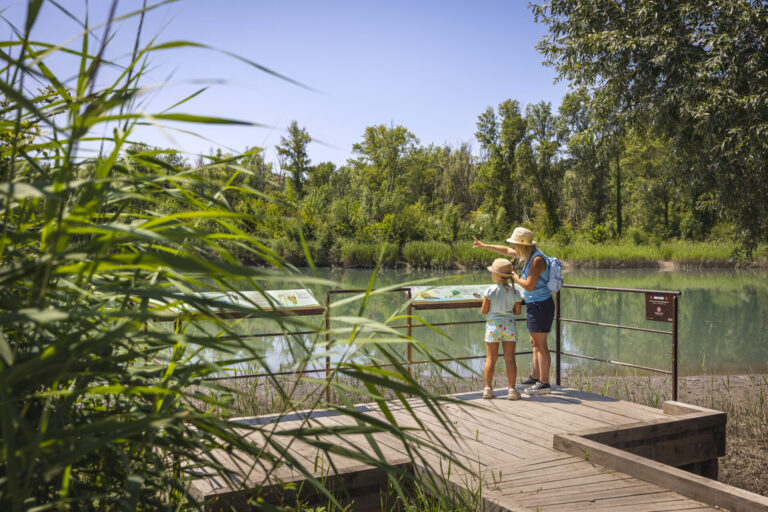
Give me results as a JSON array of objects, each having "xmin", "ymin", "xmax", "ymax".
[{"xmin": 481, "ymin": 258, "xmax": 523, "ymax": 400}]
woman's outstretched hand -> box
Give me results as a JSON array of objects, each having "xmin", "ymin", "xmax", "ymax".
[{"xmin": 472, "ymin": 236, "xmax": 483, "ymax": 249}]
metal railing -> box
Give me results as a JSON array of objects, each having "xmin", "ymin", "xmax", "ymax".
[
  {"xmin": 185, "ymin": 284, "xmax": 680, "ymax": 401},
  {"xmin": 555, "ymin": 284, "xmax": 680, "ymax": 400}
]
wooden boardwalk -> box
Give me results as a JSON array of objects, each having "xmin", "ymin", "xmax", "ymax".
[{"xmin": 192, "ymin": 386, "xmax": 768, "ymax": 511}]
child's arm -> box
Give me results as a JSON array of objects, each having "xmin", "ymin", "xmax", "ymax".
[
  {"xmin": 513, "ymin": 301, "xmax": 521, "ymax": 316},
  {"xmin": 481, "ymin": 297, "xmax": 491, "ymax": 315}
]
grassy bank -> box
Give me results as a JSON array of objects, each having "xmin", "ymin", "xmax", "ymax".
[
  {"xmin": 271, "ymin": 239, "xmax": 768, "ymax": 269},
  {"xmin": 539, "ymin": 240, "xmax": 768, "ymax": 268}
]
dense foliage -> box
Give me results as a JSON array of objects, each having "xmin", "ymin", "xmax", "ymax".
[
  {"xmin": 532, "ymin": 0, "xmax": 768, "ymax": 254},
  {"xmin": 186, "ymin": 103, "xmax": 753, "ymax": 267}
]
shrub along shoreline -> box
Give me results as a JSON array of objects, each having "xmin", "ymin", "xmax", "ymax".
[{"xmin": 265, "ymin": 239, "xmax": 768, "ymax": 269}]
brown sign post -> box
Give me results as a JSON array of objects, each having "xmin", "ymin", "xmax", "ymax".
[{"xmin": 645, "ymin": 293, "xmax": 674, "ymax": 323}]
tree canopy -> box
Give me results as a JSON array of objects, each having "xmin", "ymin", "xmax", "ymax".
[{"xmin": 532, "ymin": 0, "xmax": 768, "ymax": 251}]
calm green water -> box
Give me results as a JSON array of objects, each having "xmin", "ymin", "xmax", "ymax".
[{"xmin": 187, "ymin": 268, "xmax": 768, "ymax": 377}]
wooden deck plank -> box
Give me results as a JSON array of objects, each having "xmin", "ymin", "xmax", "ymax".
[
  {"xmin": 503, "ymin": 475, "xmax": 645, "ymax": 501},
  {"xmin": 524, "ymin": 392, "xmax": 661, "ymax": 427},
  {"xmin": 440, "ymin": 400, "xmax": 564, "ymax": 445},
  {"xmin": 497, "ymin": 396, "xmax": 622, "ymax": 431},
  {"xmin": 234, "ymin": 421, "xmax": 362, "ymax": 478},
  {"xmin": 323, "ymin": 409, "xmax": 488, "ymax": 472},
  {"xmin": 552, "ymin": 493, "xmax": 714, "ymax": 511},
  {"xmin": 463, "ymin": 396, "xmax": 612, "ymax": 437},
  {"xmin": 513, "ymin": 483, "xmax": 677, "ymax": 505},
  {"xmin": 300, "ymin": 413, "xmax": 416, "ymax": 465},
  {"xmin": 400, "ymin": 405, "xmax": 552, "ymax": 459},
  {"xmin": 413, "ymin": 402, "xmax": 553, "ymax": 457},
  {"xmin": 488, "ymin": 460, "xmax": 617, "ymax": 488},
  {"xmin": 492, "ymin": 463, "xmax": 624, "ymax": 492},
  {"xmin": 548, "ymin": 387, "xmax": 669, "ymax": 421}
]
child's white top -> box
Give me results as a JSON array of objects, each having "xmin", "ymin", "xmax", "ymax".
[{"xmin": 483, "ymin": 283, "xmax": 521, "ymax": 321}]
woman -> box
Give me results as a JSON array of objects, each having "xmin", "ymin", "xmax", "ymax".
[{"xmin": 472, "ymin": 227, "xmax": 555, "ymax": 395}]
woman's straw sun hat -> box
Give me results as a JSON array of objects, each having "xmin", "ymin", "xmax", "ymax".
[
  {"xmin": 487, "ymin": 258, "xmax": 514, "ymax": 277},
  {"xmin": 506, "ymin": 227, "xmax": 536, "ymax": 246}
]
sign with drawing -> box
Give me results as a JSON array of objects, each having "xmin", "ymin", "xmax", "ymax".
[
  {"xmin": 409, "ymin": 284, "xmax": 525, "ymax": 310},
  {"xmin": 148, "ymin": 289, "xmax": 323, "ymax": 318}
]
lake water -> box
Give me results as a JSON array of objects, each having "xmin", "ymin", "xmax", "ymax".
[{"xmin": 184, "ymin": 267, "xmax": 768, "ymax": 378}]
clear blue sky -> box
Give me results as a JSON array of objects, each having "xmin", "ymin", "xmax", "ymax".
[{"xmin": 5, "ymin": 0, "xmax": 568, "ymax": 168}]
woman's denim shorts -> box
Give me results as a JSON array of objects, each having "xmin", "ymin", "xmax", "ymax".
[{"xmin": 526, "ymin": 296, "xmax": 555, "ymax": 333}]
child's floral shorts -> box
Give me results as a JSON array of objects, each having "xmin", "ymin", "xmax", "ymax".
[{"xmin": 484, "ymin": 319, "xmax": 517, "ymax": 343}]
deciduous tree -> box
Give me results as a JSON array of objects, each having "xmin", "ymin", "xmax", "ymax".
[
  {"xmin": 532, "ymin": 0, "xmax": 768, "ymax": 251},
  {"xmin": 276, "ymin": 120, "xmax": 311, "ymax": 198}
]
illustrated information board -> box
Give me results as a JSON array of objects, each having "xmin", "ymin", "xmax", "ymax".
[
  {"xmin": 150, "ymin": 289, "xmax": 323, "ymax": 317},
  {"xmin": 409, "ymin": 284, "xmax": 524, "ymax": 310}
]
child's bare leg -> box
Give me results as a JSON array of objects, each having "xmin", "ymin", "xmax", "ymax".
[
  {"xmin": 484, "ymin": 342, "xmax": 499, "ymax": 388},
  {"xmin": 502, "ymin": 340, "xmax": 517, "ymax": 387}
]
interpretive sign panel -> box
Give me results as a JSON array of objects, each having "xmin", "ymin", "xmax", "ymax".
[
  {"xmin": 409, "ymin": 284, "xmax": 524, "ymax": 310},
  {"xmin": 645, "ymin": 292, "xmax": 674, "ymax": 323},
  {"xmin": 149, "ymin": 289, "xmax": 324, "ymax": 318}
]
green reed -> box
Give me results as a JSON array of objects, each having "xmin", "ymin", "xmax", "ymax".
[
  {"xmin": 0, "ymin": 3, "xmax": 475, "ymax": 510},
  {"xmin": 340, "ymin": 241, "xmax": 399, "ymax": 267},
  {"xmin": 402, "ymin": 241, "xmax": 454, "ymax": 269}
]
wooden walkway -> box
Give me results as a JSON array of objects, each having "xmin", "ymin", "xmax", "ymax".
[{"xmin": 191, "ymin": 386, "xmax": 768, "ymax": 511}]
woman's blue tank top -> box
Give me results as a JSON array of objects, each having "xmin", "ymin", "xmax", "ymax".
[{"xmin": 521, "ymin": 249, "xmax": 552, "ymax": 303}]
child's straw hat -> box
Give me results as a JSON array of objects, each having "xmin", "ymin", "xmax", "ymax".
[
  {"xmin": 506, "ymin": 227, "xmax": 536, "ymax": 246},
  {"xmin": 487, "ymin": 258, "xmax": 514, "ymax": 277}
]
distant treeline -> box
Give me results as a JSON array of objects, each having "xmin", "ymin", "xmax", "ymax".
[{"xmin": 120, "ymin": 90, "xmax": 760, "ymax": 267}]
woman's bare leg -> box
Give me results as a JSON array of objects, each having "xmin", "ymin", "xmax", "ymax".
[
  {"xmin": 529, "ymin": 334, "xmax": 540, "ymax": 380},
  {"xmin": 530, "ymin": 332, "xmax": 550, "ymax": 383}
]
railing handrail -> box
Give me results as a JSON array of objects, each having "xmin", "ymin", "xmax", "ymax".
[{"xmin": 563, "ymin": 284, "xmax": 681, "ymax": 295}]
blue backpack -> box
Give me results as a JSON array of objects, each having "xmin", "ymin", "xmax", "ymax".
[{"xmin": 543, "ymin": 255, "xmax": 564, "ymax": 293}]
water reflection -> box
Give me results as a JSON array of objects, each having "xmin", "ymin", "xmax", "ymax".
[{"xmin": 171, "ymin": 267, "xmax": 768, "ymax": 377}]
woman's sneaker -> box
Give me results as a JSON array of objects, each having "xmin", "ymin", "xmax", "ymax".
[
  {"xmin": 508, "ymin": 388, "xmax": 521, "ymax": 400},
  {"xmin": 516, "ymin": 376, "xmax": 539, "ymax": 388},
  {"xmin": 524, "ymin": 381, "xmax": 551, "ymax": 395},
  {"xmin": 482, "ymin": 386, "xmax": 493, "ymax": 399}
]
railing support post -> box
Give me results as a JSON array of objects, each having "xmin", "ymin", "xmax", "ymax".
[
  {"xmin": 555, "ymin": 290, "xmax": 561, "ymax": 386},
  {"xmin": 325, "ymin": 293, "xmax": 331, "ymax": 404},
  {"xmin": 407, "ymin": 290, "xmax": 413, "ymax": 378},
  {"xmin": 672, "ymin": 295, "xmax": 678, "ymax": 401}
]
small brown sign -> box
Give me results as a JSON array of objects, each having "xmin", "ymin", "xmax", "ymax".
[{"xmin": 645, "ymin": 293, "xmax": 674, "ymax": 323}]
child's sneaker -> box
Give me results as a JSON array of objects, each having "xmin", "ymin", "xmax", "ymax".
[
  {"xmin": 507, "ymin": 388, "xmax": 521, "ymax": 400},
  {"xmin": 516, "ymin": 375, "xmax": 539, "ymax": 388},
  {"xmin": 524, "ymin": 381, "xmax": 551, "ymax": 395},
  {"xmin": 482, "ymin": 387, "xmax": 493, "ymax": 399}
]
